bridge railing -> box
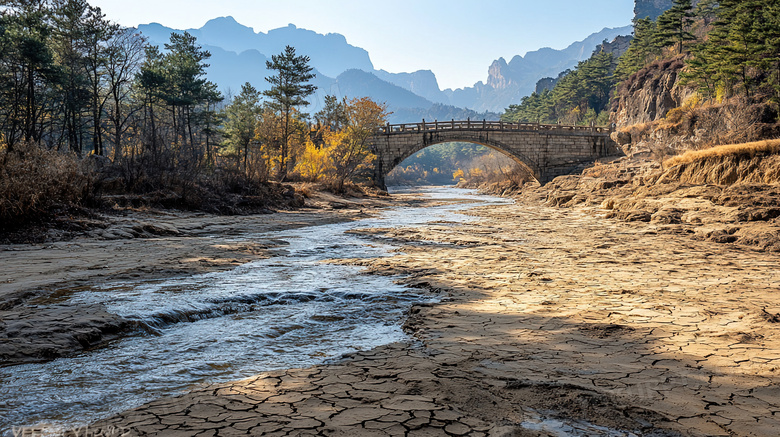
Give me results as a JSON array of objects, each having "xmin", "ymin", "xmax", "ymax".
[{"xmin": 377, "ymin": 120, "xmax": 613, "ymax": 135}]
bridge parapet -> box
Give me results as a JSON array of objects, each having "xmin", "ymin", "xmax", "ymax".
[{"xmin": 378, "ymin": 120, "xmax": 613, "ymax": 136}]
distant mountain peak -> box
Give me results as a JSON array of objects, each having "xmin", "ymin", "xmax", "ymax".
[
  {"xmin": 138, "ymin": 18, "xmax": 374, "ymax": 78},
  {"xmin": 200, "ymin": 16, "xmax": 255, "ymax": 34},
  {"xmin": 487, "ymin": 58, "xmax": 513, "ymax": 90},
  {"xmin": 136, "ymin": 17, "xmax": 633, "ymax": 119},
  {"xmin": 444, "ymin": 25, "xmax": 633, "ymax": 112},
  {"xmin": 207, "ymin": 16, "xmax": 240, "ymax": 25}
]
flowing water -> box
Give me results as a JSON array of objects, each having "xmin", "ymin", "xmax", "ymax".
[{"xmin": 0, "ymin": 187, "xmax": 510, "ymax": 435}]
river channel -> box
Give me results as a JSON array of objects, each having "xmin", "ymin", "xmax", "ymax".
[{"xmin": 0, "ymin": 187, "xmax": 510, "ymax": 435}]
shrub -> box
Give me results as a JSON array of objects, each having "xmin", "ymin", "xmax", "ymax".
[{"xmin": 0, "ymin": 142, "xmax": 96, "ymax": 229}]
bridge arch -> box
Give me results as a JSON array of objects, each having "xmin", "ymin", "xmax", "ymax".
[
  {"xmin": 385, "ymin": 136, "xmax": 542, "ymax": 184},
  {"xmin": 369, "ymin": 120, "xmax": 620, "ymax": 189}
]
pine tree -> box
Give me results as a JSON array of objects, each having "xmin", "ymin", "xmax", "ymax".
[
  {"xmin": 51, "ymin": 0, "xmax": 93, "ymax": 154},
  {"xmin": 0, "ymin": 1, "xmax": 60, "ymax": 148},
  {"xmin": 222, "ymin": 82, "xmax": 261, "ymax": 173},
  {"xmin": 709, "ymin": 0, "xmax": 766, "ymax": 98},
  {"xmin": 578, "ymin": 51, "xmax": 614, "ymax": 113},
  {"xmin": 764, "ymin": 1, "xmax": 780, "ymax": 101},
  {"xmin": 161, "ymin": 31, "xmax": 219, "ymax": 149},
  {"xmin": 137, "ymin": 45, "xmax": 167, "ymax": 154},
  {"xmin": 263, "ymin": 45, "xmax": 316, "ymax": 180},
  {"xmin": 315, "ymin": 95, "xmax": 347, "ymax": 132},
  {"xmin": 683, "ymin": 0, "xmax": 780, "ymax": 100},
  {"xmin": 693, "ymin": 0, "xmax": 718, "ymax": 26},
  {"xmin": 614, "ymin": 18, "xmax": 659, "ymax": 81},
  {"xmin": 654, "ymin": 0, "xmax": 695, "ymax": 54}
]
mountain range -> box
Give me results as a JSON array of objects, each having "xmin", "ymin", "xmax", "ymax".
[{"xmin": 137, "ymin": 17, "xmax": 632, "ymax": 123}]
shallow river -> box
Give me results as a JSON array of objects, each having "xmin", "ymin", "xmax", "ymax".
[{"xmin": 0, "ymin": 187, "xmax": 509, "ymax": 435}]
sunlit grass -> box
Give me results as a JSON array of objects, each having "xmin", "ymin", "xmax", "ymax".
[{"xmin": 663, "ymin": 139, "xmax": 780, "ymax": 169}]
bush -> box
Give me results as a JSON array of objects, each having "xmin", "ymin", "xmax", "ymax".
[{"xmin": 0, "ymin": 142, "xmax": 96, "ymax": 229}]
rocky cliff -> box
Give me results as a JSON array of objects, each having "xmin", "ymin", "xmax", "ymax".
[
  {"xmin": 595, "ymin": 35, "xmax": 633, "ymax": 59},
  {"xmin": 610, "ymin": 57, "xmax": 688, "ymax": 128},
  {"xmin": 374, "ymin": 70, "xmax": 447, "ymax": 105},
  {"xmin": 634, "ymin": 0, "xmax": 673, "ymax": 20}
]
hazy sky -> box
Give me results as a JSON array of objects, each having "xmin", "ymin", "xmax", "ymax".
[{"xmin": 89, "ymin": 0, "xmax": 635, "ymax": 90}]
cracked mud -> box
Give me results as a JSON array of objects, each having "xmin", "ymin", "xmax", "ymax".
[{"xmin": 77, "ymin": 197, "xmax": 780, "ymax": 436}]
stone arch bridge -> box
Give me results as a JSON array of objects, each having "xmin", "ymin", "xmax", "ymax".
[{"xmin": 369, "ymin": 120, "xmax": 620, "ymax": 189}]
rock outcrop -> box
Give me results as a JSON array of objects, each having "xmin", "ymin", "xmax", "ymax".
[
  {"xmin": 611, "ymin": 57, "xmax": 689, "ymax": 128},
  {"xmin": 634, "ymin": 0, "xmax": 673, "ymax": 21},
  {"xmin": 595, "ymin": 35, "xmax": 633, "ymax": 60},
  {"xmin": 517, "ymin": 147, "xmax": 780, "ymax": 254}
]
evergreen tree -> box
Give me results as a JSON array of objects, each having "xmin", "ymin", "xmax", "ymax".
[
  {"xmin": 51, "ymin": 0, "xmax": 93, "ymax": 154},
  {"xmin": 136, "ymin": 45, "xmax": 166, "ymax": 154},
  {"xmin": 502, "ymin": 89, "xmax": 554, "ymax": 124},
  {"xmin": 614, "ymin": 18, "xmax": 659, "ymax": 81},
  {"xmin": 705, "ymin": 0, "xmax": 768, "ymax": 98},
  {"xmin": 315, "ymin": 95, "xmax": 347, "ymax": 132},
  {"xmin": 161, "ymin": 31, "xmax": 218, "ymax": 149},
  {"xmin": 655, "ymin": 0, "xmax": 695, "ymax": 54},
  {"xmin": 222, "ymin": 82, "xmax": 261, "ymax": 173},
  {"xmin": 0, "ymin": 1, "xmax": 61, "ymax": 148},
  {"xmin": 764, "ymin": 1, "xmax": 780, "ymax": 101},
  {"xmin": 263, "ymin": 45, "xmax": 316, "ymax": 180},
  {"xmin": 693, "ymin": 0, "xmax": 718, "ymax": 26},
  {"xmin": 200, "ymin": 81, "xmax": 224, "ymax": 165},
  {"xmin": 577, "ymin": 51, "xmax": 614, "ymax": 113},
  {"xmin": 683, "ymin": 41, "xmax": 720, "ymax": 97},
  {"xmin": 503, "ymin": 51, "xmax": 614, "ymax": 126}
]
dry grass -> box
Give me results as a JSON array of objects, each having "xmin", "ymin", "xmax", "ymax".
[
  {"xmin": 620, "ymin": 122, "xmax": 652, "ymax": 138},
  {"xmin": 663, "ymin": 139, "xmax": 780, "ymax": 169},
  {"xmin": 0, "ymin": 142, "xmax": 96, "ymax": 229},
  {"xmin": 582, "ymin": 161, "xmax": 623, "ymax": 179}
]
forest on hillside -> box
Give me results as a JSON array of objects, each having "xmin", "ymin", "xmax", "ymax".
[
  {"xmin": 0, "ymin": 0, "xmax": 389, "ymax": 230},
  {"xmin": 502, "ymin": 0, "xmax": 780, "ymax": 127}
]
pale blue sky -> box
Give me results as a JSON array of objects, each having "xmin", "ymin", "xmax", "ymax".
[{"xmin": 90, "ymin": 0, "xmax": 634, "ymax": 90}]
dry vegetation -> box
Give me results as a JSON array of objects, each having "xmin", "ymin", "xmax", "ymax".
[
  {"xmin": 0, "ymin": 143, "xmax": 97, "ymax": 230},
  {"xmin": 616, "ymin": 96, "xmax": 780, "ymax": 163},
  {"xmin": 454, "ymin": 152, "xmax": 534, "ymax": 188},
  {"xmin": 663, "ymin": 139, "xmax": 780, "ymax": 168}
]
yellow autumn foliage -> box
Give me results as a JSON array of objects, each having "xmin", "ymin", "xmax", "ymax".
[{"xmin": 295, "ymin": 139, "xmax": 333, "ymax": 182}]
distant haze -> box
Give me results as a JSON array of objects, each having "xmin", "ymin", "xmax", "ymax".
[
  {"xmin": 89, "ymin": 0, "xmax": 633, "ymax": 90},
  {"xmin": 135, "ymin": 18, "xmax": 632, "ymax": 118}
]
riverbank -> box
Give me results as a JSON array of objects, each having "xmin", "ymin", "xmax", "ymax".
[
  {"xmin": 67, "ymin": 185, "xmax": 779, "ymax": 437},
  {"xmin": 0, "ymin": 188, "xmax": 397, "ymax": 367}
]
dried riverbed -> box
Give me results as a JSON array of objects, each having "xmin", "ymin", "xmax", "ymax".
[{"xmin": 4, "ymin": 188, "xmax": 780, "ymax": 436}]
